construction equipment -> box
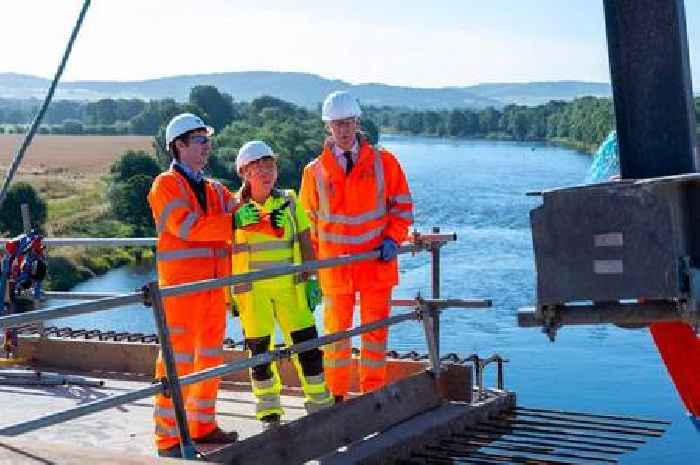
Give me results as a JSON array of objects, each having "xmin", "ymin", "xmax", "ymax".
[
  {"xmin": 519, "ymin": 0, "xmax": 700, "ymax": 420},
  {"xmin": 2, "ymin": 231, "xmax": 47, "ymax": 358}
]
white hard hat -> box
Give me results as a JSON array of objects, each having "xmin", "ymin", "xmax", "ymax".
[
  {"xmin": 321, "ymin": 91, "xmax": 362, "ymax": 121},
  {"xmin": 236, "ymin": 140, "xmax": 277, "ymax": 173},
  {"xmin": 165, "ymin": 113, "xmax": 214, "ymax": 148}
]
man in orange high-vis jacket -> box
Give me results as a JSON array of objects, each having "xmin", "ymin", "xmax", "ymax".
[
  {"xmin": 299, "ymin": 91, "xmax": 414, "ymax": 402},
  {"xmin": 148, "ymin": 113, "xmax": 260, "ymax": 458}
]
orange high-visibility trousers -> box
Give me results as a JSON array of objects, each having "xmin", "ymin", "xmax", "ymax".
[
  {"xmin": 154, "ymin": 288, "xmax": 226, "ymax": 450},
  {"xmin": 323, "ymin": 288, "xmax": 391, "ymax": 396},
  {"xmin": 148, "ymin": 167, "xmax": 237, "ymax": 451}
]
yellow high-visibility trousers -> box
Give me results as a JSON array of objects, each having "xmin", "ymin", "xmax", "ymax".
[{"xmin": 237, "ymin": 283, "xmax": 333, "ymax": 419}]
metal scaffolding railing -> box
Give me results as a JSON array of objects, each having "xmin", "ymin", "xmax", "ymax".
[{"xmin": 0, "ymin": 231, "xmax": 492, "ymax": 459}]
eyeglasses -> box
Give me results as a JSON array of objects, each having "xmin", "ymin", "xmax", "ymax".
[
  {"xmin": 189, "ymin": 135, "xmax": 211, "ymax": 145},
  {"xmin": 329, "ymin": 118, "xmax": 358, "ymax": 129},
  {"xmin": 247, "ymin": 157, "xmax": 277, "ymax": 173}
]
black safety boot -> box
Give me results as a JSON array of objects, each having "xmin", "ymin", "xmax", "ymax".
[
  {"xmin": 261, "ymin": 413, "xmax": 281, "ymax": 431},
  {"xmin": 194, "ymin": 427, "xmax": 239, "ymax": 444}
]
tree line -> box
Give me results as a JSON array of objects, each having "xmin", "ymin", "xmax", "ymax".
[
  {"xmin": 3, "ymin": 88, "xmax": 698, "ymax": 153},
  {"xmin": 365, "ymin": 96, "xmax": 700, "ymax": 152},
  {"xmin": 3, "ymin": 84, "xmax": 699, "ymax": 238},
  {"xmin": 0, "ymin": 85, "xmax": 241, "ymax": 136}
]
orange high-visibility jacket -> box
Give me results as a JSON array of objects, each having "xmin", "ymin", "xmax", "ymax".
[
  {"xmin": 148, "ymin": 168, "xmax": 238, "ymax": 285},
  {"xmin": 300, "ymin": 138, "xmax": 413, "ymax": 294}
]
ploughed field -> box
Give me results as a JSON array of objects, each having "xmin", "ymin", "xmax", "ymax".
[
  {"xmin": 0, "ymin": 135, "xmax": 154, "ymax": 237},
  {"xmin": 0, "ymin": 135, "xmax": 153, "ymax": 177}
]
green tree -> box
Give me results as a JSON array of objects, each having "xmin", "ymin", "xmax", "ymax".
[
  {"xmin": 62, "ymin": 119, "xmax": 83, "ymax": 134},
  {"xmin": 407, "ymin": 113, "xmax": 424, "ymax": 134},
  {"xmin": 423, "ymin": 111, "xmax": 441, "ymax": 134},
  {"xmin": 0, "ymin": 182, "xmax": 48, "ymax": 235},
  {"xmin": 110, "ymin": 150, "xmax": 162, "ymax": 182},
  {"xmin": 478, "ymin": 107, "xmax": 501, "ymax": 133},
  {"xmin": 361, "ymin": 118, "xmax": 380, "ymax": 145},
  {"xmin": 189, "ymin": 85, "xmax": 236, "ymax": 132},
  {"xmin": 129, "ymin": 99, "xmax": 192, "ymax": 135},
  {"xmin": 108, "ymin": 174, "xmax": 155, "ymax": 235},
  {"xmin": 94, "ymin": 99, "xmax": 118, "ymax": 125},
  {"xmin": 447, "ymin": 110, "xmax": 467, "ymax": 136},
  {"xmin": 116, "ymin": 99, "xmax": 146, "ymax": 122}
]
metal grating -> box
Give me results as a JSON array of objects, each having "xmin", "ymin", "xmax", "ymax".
[{"xmin": 404, "ymin": 406, "xmax": 670, "ymax": 465}]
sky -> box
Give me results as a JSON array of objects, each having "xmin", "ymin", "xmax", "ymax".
[{"xmin": 2, "ymin": 0, "xmax": 699, "ymax": 88}]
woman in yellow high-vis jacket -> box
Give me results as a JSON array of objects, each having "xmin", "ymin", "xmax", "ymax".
[{"xmin": 231, "ymin": 140, "xmax": 333, "ymax": 428}]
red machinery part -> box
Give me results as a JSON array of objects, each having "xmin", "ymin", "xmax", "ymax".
[{"xmin": 651, "ymin": 322, "xmax": 700, "ymax": 417}]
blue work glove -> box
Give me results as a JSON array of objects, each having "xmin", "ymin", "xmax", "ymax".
[
  {"xmin": 377, "ymin": 238, "xmax": 398, "ymax": 261},
  {"xmin": 234, "ymin": 202, "xmax": 261, "ymax": 228},
  {"xmin": 305, "ymin": 279, "xmax": 322, "ymax": 311}
]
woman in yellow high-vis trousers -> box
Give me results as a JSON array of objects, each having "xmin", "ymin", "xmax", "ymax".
[{"xmin": 231, "ymin": 140, "xmax": 333, "ymax": 428}]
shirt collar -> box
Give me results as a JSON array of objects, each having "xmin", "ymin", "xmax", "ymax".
[
  {"xmin": 332, "ymin": 139, "xmax": 359, "ymax": 159},
  {"xmin": 171, "ymin": 160, "xmax": 203, "ymax": 183}
]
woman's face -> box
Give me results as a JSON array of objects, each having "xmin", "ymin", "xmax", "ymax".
[{"xmin": 242, "ymin": 156, "xmax": 278, "ymax": 194}]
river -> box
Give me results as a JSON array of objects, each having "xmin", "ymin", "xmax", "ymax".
[{"xmin": 49, "ymin": 134, "xmax": 700, "ymax": 463}]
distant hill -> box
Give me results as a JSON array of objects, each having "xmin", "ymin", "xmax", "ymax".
[
  {"xmin": 463, "ymin": 81, "xmax": 612, "ymax": 106},
  {"xmin": 0, "ymin": 71, "xmax": 616, "ymax": 109}
]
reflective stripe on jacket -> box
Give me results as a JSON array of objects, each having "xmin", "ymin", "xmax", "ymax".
[
  {"xmin": 231, "ymin": 189, "xmax": 311, "ymax": 304},
  {"xmin": 148, "ymin": 168, "xmax": 238, "ymax": 285},
  {"xmin": 299, "ymin": 138, "xmax": 413, "ymax": 294}
]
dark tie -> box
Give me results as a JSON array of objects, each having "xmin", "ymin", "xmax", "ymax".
[{"xmin": 343, "ymin": 151, "xmax": 354, "ymax": 174}]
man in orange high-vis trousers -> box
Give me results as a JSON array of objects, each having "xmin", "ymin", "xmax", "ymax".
[
  {"xmin": 299, "ymin": 91, "xmax": 414, "ymax": 402},
  {"xmin": 148, "ymin": 113, "xmax": 261, "ymax": 458}
]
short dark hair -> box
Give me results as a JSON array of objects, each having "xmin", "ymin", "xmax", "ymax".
[{"xmin": 169, "ymin": 128, "xmax": 202, "ymax": 160}]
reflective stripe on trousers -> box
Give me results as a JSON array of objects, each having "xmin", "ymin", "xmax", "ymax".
[
  {"xmin": 324, "ymin": 338, "xmax": 352, "ymax": 369},
  {"xmin": 156, "ymin": 406, "xmax": 215, "ymax": 426},
  {"xmin": 362, "ymin": 339, "xmax": 386, "ymax": 354},
  {"xmin": 187, "ymin": 399, "xmax": 216, "ymax": 410},
  {"xmin": 302, "ymin": 373, "xmax": 333, "ymax": 414},
  {"xmin": 305, "ymin": 391, "xmax": 334, "ymax": 414},
  {"xmin": 198, "ymin": 347, "xmax": 225, "ymax": 358},
  {"xmin": 154, "ymin": 405, "xmax": 177, "ymax": 419},
  {"xmin": 253, "ymin": 377, "xmax": 276, "ymax": 391},
  {"xmin": 155, "ymin": 423, "xmax": 179, "ymax": 438},
  {"xmin": 174, "ymin": 352, "xmax": 194, "ymax": 364},
  {"xmin": 255, "ymin": 393, "xmax": 282, "ymax": 417}
]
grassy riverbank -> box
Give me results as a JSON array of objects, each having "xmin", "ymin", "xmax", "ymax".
[{"xmin": 1, "ymin": 135, "xmax": 154, "ymax": 290}]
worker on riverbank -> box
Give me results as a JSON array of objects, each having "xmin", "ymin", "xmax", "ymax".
[
  {"xmin": 232, "ymin": 140, "xmax": 333, "ymax": 429},
  {"xmin": 299, "ymin": 91, "xmax": 414, "ymax": 402},
  {"xmin": 148, "ymin": 113, "xmax": 257, "ymax": 457}
]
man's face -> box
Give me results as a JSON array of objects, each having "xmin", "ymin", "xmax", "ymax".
[
  {"xmin": 176, "ymin": 129, "xmax": 211, "ymax": 172},
  {"xmin": 327, "ymin": 117, "xmax": 358, "ymax": 150}
]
